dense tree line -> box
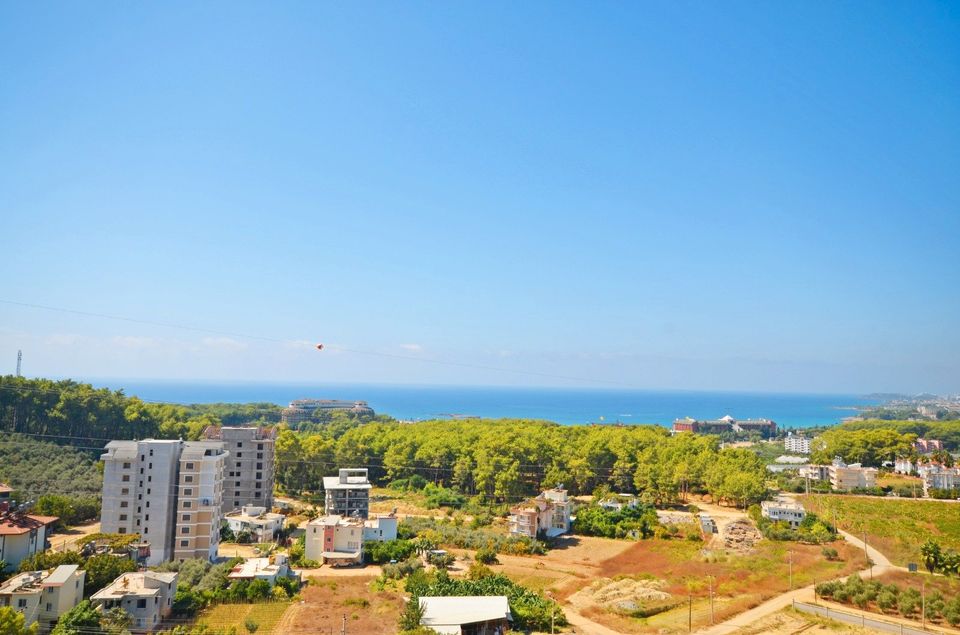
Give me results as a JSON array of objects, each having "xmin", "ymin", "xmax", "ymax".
[
  {"xmin": 0, "ymin": 434, "xmax": 102, "ymax": 503},
  {"xmin": 275, "ymin": 419, "xmax": 768, "ymax": 507},
  {"xmin": 811, "ymin": 427, "xmax": 917, "ymax": 466},
  {"xmin": 828, "ymin": 419, "xmax": 960, "ymax": 452}
]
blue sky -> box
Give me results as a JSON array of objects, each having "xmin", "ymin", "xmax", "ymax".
[{"xmin": 1, "ymin": 2, "xmax": 958, "ymax": 393}]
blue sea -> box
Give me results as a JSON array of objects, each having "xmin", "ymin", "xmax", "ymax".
[{"xmin": 86, "ymin": 380, "xmax": 877, "ymax": 429}]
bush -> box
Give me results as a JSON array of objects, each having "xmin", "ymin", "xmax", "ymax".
[
  {"xmin": 821, "ymin": 547, "xmax": 839, "ymax": 561},
  {"xmin": 475, "ymin": 547, "xmax": 499, "ymax": 565},
  {"xmin": 365, "ymin": 539, "xmax": 417, "ymax": 564}
]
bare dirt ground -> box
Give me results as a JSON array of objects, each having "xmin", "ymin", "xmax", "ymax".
[
  {"xmin": 732, "ymin": 607, "xmax": 873, "ymax": 634},
  {"xmin": 287, "ymin": 576, "xmax": 404, "ymax": 635},
  {"xmin": 47, "ymin": 521, "xmax": 101, "ymax": 552}
]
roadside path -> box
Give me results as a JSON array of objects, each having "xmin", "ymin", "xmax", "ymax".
[{"xmin": 562, "ymin": 607, "xmax": 626, "ymax": 635}]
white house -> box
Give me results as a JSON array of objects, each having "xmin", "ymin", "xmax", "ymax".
[
  {"xmin": 304, "ymin": 515, "xmax": 365, "ymax": 566},
  {"xmin": 91, "ymin": 571, "xmax": 178, "ymax": 633},
  {"xmin": 0, "ymin": 565, "xmax": 85, "ymax": 631},
  {"xmin": 921, "ymin": 466, "xmax": 960, "ymax": 497},
  {"xmin": 0, "ymin": 508, "xmax": 58, "ymax": 573},
  {"xmin": 894, "ymin": 458, "xmax": 915, "ymax": 475},
  {"xmin": 598, "ymin": 494, "xmax": 639, "ymax": 512},
  {"xmin": 227, "ymin": 554, "xmax": 299, "ymax": 586},
  {"xmin": 760, "ymin": 500, "xmax": 806, "ymax": 528},
  {"xmin": 362, "ymin": 514, "xmax": 398, "ymax": 542},
  {"xmin": 419, "ymin": 596, "xmax": 512, "ymax": 635},
  {"xmin": 224, "ymin": 506, "xmax": 285, "ymax": 543}
]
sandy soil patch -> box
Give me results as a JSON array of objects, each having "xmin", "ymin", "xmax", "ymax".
[{"xmin": 289, "ymin": 576, "xmax": 404, "ymax": 634}]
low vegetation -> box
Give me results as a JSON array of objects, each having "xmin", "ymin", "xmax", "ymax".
[
  {"xmin": 573, "ymin": 503, "xmax": 660, "ymax": 539},
  {"xmin": 0, "ymin": 434, "xmax": 102, "ymax": 504},
  {"xmin": 401, "ymin": 516, "xmax": 546, "ymax": 555},
  {"xmin": 817, "ymin": 574, "xmax": 960, "ymax": 626}
]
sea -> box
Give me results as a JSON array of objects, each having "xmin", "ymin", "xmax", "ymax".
[{"xmin": 86, "ymin": 380, "xmax": 878, "ymax": 429}]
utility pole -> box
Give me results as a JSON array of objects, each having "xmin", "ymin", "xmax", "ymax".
[
  {"xmin": 341, "ymin": 613, "xmax": 347, "ymax": 635},
  {"xmin": 688, "ymin": 595, "xmax": 693, "ymax": 633},
  {"xmin": 922, "ymin": 580, "xmax": 926, "ymax": 630},
  {"xmin": 16, "ymin": 350, "xmax": 22, "ymax": 377},
  {"xmin": 789, "ymin": 551, "xmax": 793, "ymax": 590},
  {"xmin": 709, "ymin": 577, "xmax": 715, "ymax": 624}
]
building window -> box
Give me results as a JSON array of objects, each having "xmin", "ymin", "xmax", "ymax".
[
  {"xmin": 180, "ymin": 540, "xmax": 189, "ymax": 547},
  {"xmin": 122, "ymin": 462, "xmax": 131, "ymax": 469},
  {"xmin": 46, "ymin": 603, "xmax": 52, "ymax": 611},
  {"xmin": 256, "ymin": 463, "xmax": 263, "ymax": 470},
  {"xmin": 146, "ymin": 501, "xmax": 150, "ymax": 508},
  {"xmin": 236, "ymin": 442, "xmax": 243, "ymax": 448},
  {"xmin": 17, "ymin": 599, "xmax": 27, "ymax": 608},
  {"xmin": 186, "ymin": 462, "xmax": 194, "ymax": 470},
  {"xmin": 119, "ymin": 514, "xmax": 128, "ymax": 521},
  {"xmin": 183, "ymin": 501, "xmax": 192, "ymax": 508},
  {"xmin": 148, "ymin": 463, "xmax": 152, "ymax": 469},
  {"xmin": 184, "ymin": 488, "xmax": 193, "ymax": 496},
  {"xmin": 137, "ymin": 599, "xmax": 147, "ymax": 609},
  {"xmin": 120, "ymin": 501, "xmax": 128, "ymax": 508},
  {"xmin": 185, "ymin": 475, "xmax": 194, "ymax": 483},
  {"xmin": 121, "ymin": 488, "xmax": 129, "ymax": 495},
  {"xmin": 236, "ymin": 452, "xmax": 242, "ymax": 458},
  {"xmin": 257, "ymin": 453, "xmax": 263, "ymax": 459},
  {"xmin": 147, "ymin": 488, "xmax": 151, "ymax": 495},
  {"xmin": 149, "ymin": 449, "xmax": 153, "ymax": 456},
  {"xmin": 182, "ymin": 514, "xmax": 191, "ymax": 521},
  {"xmin": 118, "ymin": 527, "xmax": 127, "ymax": 534},
  {"xmin": 181, "ymin": 527, "xmax": 190, "ymax": 534},
  {"xmin": 235, "ymin": 481, "xmax": 241, "ymax": 487},
  {"xmin": 122, "ymin": 475, "xmax": 130, "ymax": 482},
  {"xmin": 257, "ymin": 443, "xmax": 263, "ymax": 450},
  {"xmin": 256, "ymin": 472, "xmax": 262, "ymax": 479},
  {"xmin": 235, "ymin": 491, "xmax": 240, "ymax": 497}
]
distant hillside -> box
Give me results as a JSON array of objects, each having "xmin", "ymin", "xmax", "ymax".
[{"xmin": 0, "ymin": 433, "xmax": 102, "ymax": 502}]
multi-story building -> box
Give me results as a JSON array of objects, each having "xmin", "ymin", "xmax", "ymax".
[
  {"xmin": 91, "ymin": 572, "xmax": 178, "ymax": 633},
  {"xmin": 671, "ymin": 415, "xmax": 777, "ymax": 437},
  {"xmin": 508, "ymin": 487, "xmax": 572, "ymax": 539},
  {"xmin": 101, "ymin": 440, "xmax": 228, "ymax": 565},
  {"xmin": 224, "ymin": 505, "xmax": 285, "ymax": 543},
  {"xmin": 784, "ymin": 433, "xmax": 811, "ymax": 455},
  {"xmin": 173, "ymin": 441, "xmax": 227, "ymax": 562},
  {"xmin": 281, "ymin": 399, "xmax": 374, "ymax": 426},
  {"xmin": 323, "ymin": 469, "xmax": 372, "ymax": 518},
  {"xmin": 915, "ymin": 438, "xmax": 944, "ymax": 454},
  {"xmin": 798, "ymin": 464, "xmax": 830, "ymax": 481},
  {"xmin": 0, "ymin": 506, "xmax": 57, "ymax": 572},
  {"xmin": 203, "ymin": 426, "xmax": 276, "ymax": 513},
  {"xmin": 894, "ymin": 457, "xmax": 915, "ymax": 475},
  {"xmin": 828, "ymin": 458, "xmax": 878, "ymax": 491},
  {"xmin": 0, "ymin": 565, "xmax": 84, "ymax": 630},
  {"xmin": 101, "ymin": 440, "xmax": 182, "ymax": 564},
  {"xmin": 304, "ymin": 513, "xmax": 398, "ymax": 566},
  {"xmin": 760, "ymin": 500, "xmax": 806, "ymax": 528}
]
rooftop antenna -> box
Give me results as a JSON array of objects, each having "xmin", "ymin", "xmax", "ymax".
[{"xmin": 16, "ymin": 350, "xmax": 22, "ymax": 377}]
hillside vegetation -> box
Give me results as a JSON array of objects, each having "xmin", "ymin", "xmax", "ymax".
[{"xmin": 0, "ymin": 433, "xmax": 102, "ymax": 502}]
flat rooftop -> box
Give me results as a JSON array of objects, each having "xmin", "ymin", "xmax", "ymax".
[{"xmin": 91, "ymin": 572, "xmax": 178, "ymax": 600}]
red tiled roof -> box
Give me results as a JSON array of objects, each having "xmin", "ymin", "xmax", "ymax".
[
  {"xmin": 0, "ymin": 483, "xmax": 13, "ymax": 494},
  {"xmin": 0, "ymin": 514, "xmax": 58, "ymax": 536}
]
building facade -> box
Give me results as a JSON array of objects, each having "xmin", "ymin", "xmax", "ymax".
[
  {"xmin": 281, "ymin": 399, "xmax": 374, "ymax": 426},
  {"xmin": 0, "ymin": 508, "xmax": 57, "ymax": 573},
  {"xmin": 784, "ymin": 434, "xmax": 811, "ymax": 455},
  {"xmin": 672, "ymin": 415, "xmax": 777, "ymax": 437},
  {"xmin": 760, "ymin": 500, "xmax": 806, "ymax": 528},
  {"xmin": 323, "ymin": 469, "xmax": 372, "ymax": 518},
  {"xmin": 0, "ymin": 565, "xmax": 84, "ymax": 630},
  {"xmin": 508, "ymin": 487, "xmax": 572, "ymax": 539},
  {"xmin": 204, "ymin": 426, "xmax": 276, "ymax": 513},
  {"xmin": 173, "ymin": 442, "xmax": 227, "ymax": 562},
  {"xmin": 224, "ymin": 505, "xmax": 285, "ymax": 543},
  {"xmin": 828, "ymin": 458, "xmax": 878, "ymax": 491},
  {"xmin": 91, "ymin": 572, "xmax": 178, "ymax": 633},
  {"xmin": 101, "ymin": 440, "xmax": 228, "ymax": 565},
  {"xmin": 304, "ymin": 515, "xmax": 365, "ymax": 565}
]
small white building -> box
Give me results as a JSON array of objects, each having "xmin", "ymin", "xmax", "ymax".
[
  {"xmin": 419, "ymin": 595, "xmax": 512, "ymax": 635},
  {"xmin": 224, "ymin": 505, "xmax": 286, "ymax": 543},
  {"xmin": 362, "ymin": 514, "xmax": 398, "ymax": 542},
  {"xmin": 0, "ymin": 508, "xmax": 58, "ymax": 573},
  {"xmin": 894, "ymin": 458, "xmax": 915, "ymax": 475},
  {"xmin": 598, "ymin": 494, "xmax": 639, "ymax": 512},
  {"xmin": 760, "ymin": 500, "xmax": 806, "ymax": 528},
  {"xmin": 508, "ymin": 487, "xmax": 572, "ymax": 539},
  {"xmin": 227, "ymin": 554, "xmax": 299, "ymax": 586},
  {"xmin": 91, "ymin": 571, "xmax": 178, "ymax": 633},
  {"xmin": 0, "ymin": 565, "xmax": 85, "ymax": 630},
  {"xmin": 784, "ymin": 433, "xmax": 811, "ymax": 455},
  {"xmin": 304, "ymin": 515, "xmax": 365, "ymax": 566},
  {"xmin": 799, "ymin": 464, "xmax": 830, "ymax": 481}
]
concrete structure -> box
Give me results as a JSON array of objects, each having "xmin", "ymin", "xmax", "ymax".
[
  {"xmin": 362, "ymin": 514, "xmax": 398, "ymax": 542},
  {"xmin": 91, "ymin": 571, "xmax": 178, "ymax": 633},
  {"xmin": 508, "ymin": 487, "xmax": 572, "ymax": 539},
  {"xmin": 419, "ymin": 596, "xmax": 512, "ymax": 635},
  {"xmin": 828, "ymin": 458, "xmax": 878, "ymax": 491},
  {"xmin": 174, "ymin": 441, "xmax": 228, "ymax": 562},
  {"xmin": 0, "ymin": 565, "xmax": 84, "ymax": 630},
  {"xmin": 672, "ymin": 415, "xmax": 777, "ymax": 437},
  {"xmin": 0, "ymin": 508, "xmax": 57, "ymax": 572},
  {"xmin": 894, "ymin": 457, "xmax": 915, "ymax": 475},
  {"xmin": 699, "ymin": 514, "xmax": 716, "ymax": 535},
  {"xmin": 323, "ymin": 469, "xmax": 372, "ymax": 519},
  {"xmin": 100, "ymin": 440, "xmax": 183, "ymax": 564},
  {"xmin": 101, "ymin": 440, "xmax": 228, "ymax": 565},
  {"xmin": 304, "ymin": 515, "xmax": 364, "ymax": 565},
  {"xmin": 784, "ymin": 433, "xmax": 811, "ymax": 455},
  {"xmin": 799, "ymin": 464, "xmax": 830, "ymax": 481},
  {"xmin": 281, "ymin": 399, "xmax": 374, "ymax": 426},
  {"xmin": 227, "ymin": 554, "xmax": 298, "ymax": 586},
  {"xmin": 598, "ymin": 493, "xmax": 639, "ymax": 512},
  {"xmin": 761, "ymin": 500, "xmax": 806, "ymax": 528},
  {"xmin": 921, "ymin": 466, "xmax": 960, "ymax": 496},
  {"xmin": 204, "ymin": 426, "xmax": 276, "ymax": 513},
  {"xmin": 224, "ymin": 505, "xmax": 285, "ymax": 543}
]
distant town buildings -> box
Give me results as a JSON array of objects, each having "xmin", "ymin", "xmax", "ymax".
[
  {"xmin": 894, "ymin": 457, "xmax": 915, "ymax": 475},
  {"xmin": 761, "ymin": 500, "xmax": 806, "ymax": 528},
  {"xmin": 418, "ymin": 595, "xmax": 512, "ymax": 635},
  {"xmin": 90, "ymin": 571, "xmax": 178, "ymax": 633},
  {"xmin": 672, "ymin": 415, "xmax": 777, "ymax": 437},
  {"xmin": 100, "ymin": 440, "xmax": 228, "ymax": 565},
  {"xmin": 919, "ymin": 465, "xmax": 960, "ymax": 497},
  {"xmin": 508, "ymin": 487, "xmax": 572, "ymax": 539},
  {"xmin": 0, "ymin": 494, "xmax": 58, "ymax": 572},
  {"xmin": 224, "ymin": 505, "xmax": 285, "ymax": 543},
  {"xmin": 914, "ymin": 438, "xmax": 944, "ymax": 454},
  {"xmin": 281, "ymin": 399, "xmax": 374, "ymax": 426},
  {"xmin": 0, "ymin": 564, "xmax": 84, "ymax": 630},
  {"xmin": 323, "ymin": 468, "xmax": 372, "ymax": 519},
  {"xmin": 203, "ymin": 426, "xmax": 276, "ymax": 513},
  {"xmin": 784, "ymin": 433, "xmax": 811, "ymax": 455}
]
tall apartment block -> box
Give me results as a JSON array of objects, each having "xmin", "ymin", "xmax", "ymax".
[
  {"xmin": 203, "ymin": 426, "xmax": 276, "ymax": 513},
  {"xmin": 173, "ymin": 442, "xmax": 228, "ymax": 562},
  {"xmin": 101, "ymin": 440, "xmax": 228, "ymax": 565},
  {"xmin": 323, "ymin": 468, "xmax": 371, "ymax": 518}
]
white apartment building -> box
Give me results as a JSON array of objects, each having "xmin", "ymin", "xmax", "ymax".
[
  {"xmin": 508, "ymin": 487, "xmax": 572, "ymax": 539},
  {"xmin": 798, "ymin": 464, "xmax": 830, "ymax": 481},
  {"xmin": 204, "ymin": 426, "xmax": 276, "ymax": 513},
  {"xmin": 760, "ymin": 500, "xmax": 806, "ymax": 528},
  {"xmin": 828, "ymin": 458, "xmax": 878, "ymax": 491},
  {"xmin": 91, "ymin": 571, "xmax": 178, "ymax": 633},
  {"xmin": 784, "ymin": 433, "xmax": 811, "ymax": 455},
  {"xmin": 174, "ymin": 442, "xmax": 228, "ymax": 562},
  {"xmin": 323, "ymin": 469, "xmax": 372, "ymax": 518},
  {"xmin": 100, "ymin": 440, "xmax": 182, "ymax": 565},
  {"xmin": 921, "ymin": 466, "xmax": 960, "ymax": 497},
  {"xmin": 0, "ymin": 565, "xmax": 85, "ymax": 630},
  {"xmin": 101, "ymin": 440, "xmax": 228, "ymax": 565},
  {"xmin": 305, "ymin": 515, "xmax": 365, "ymax": 565},
  {"xmin": 224, "ymin": 505, "xmax": 285, "ymax": 543}
]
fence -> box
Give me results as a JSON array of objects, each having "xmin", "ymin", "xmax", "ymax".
[{"xmin": 793, "ymin": 600, "xmax": 948, "ymax": 635}]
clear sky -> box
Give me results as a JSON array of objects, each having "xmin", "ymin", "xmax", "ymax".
[{"xmin": 1, "ymin": 2, "xmax": 958, "ymax": 394}]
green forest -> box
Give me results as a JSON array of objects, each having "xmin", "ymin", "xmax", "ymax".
[{"xmin": 811, "ymin": 419, "xmax": 960, "ymax": 466}]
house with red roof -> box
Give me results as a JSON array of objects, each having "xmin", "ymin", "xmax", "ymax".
[{"xmin": 0, "ymin": 484, "xmax": 58, "ymax": 572}]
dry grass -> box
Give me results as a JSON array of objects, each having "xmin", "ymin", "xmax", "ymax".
[
  {"xmin": 287, "ymin": 576, "xmax": 404, "ymax": 635},
  {"xmin": 196, "ymin": 602, "xmax": 291, "ymax": 633}
]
